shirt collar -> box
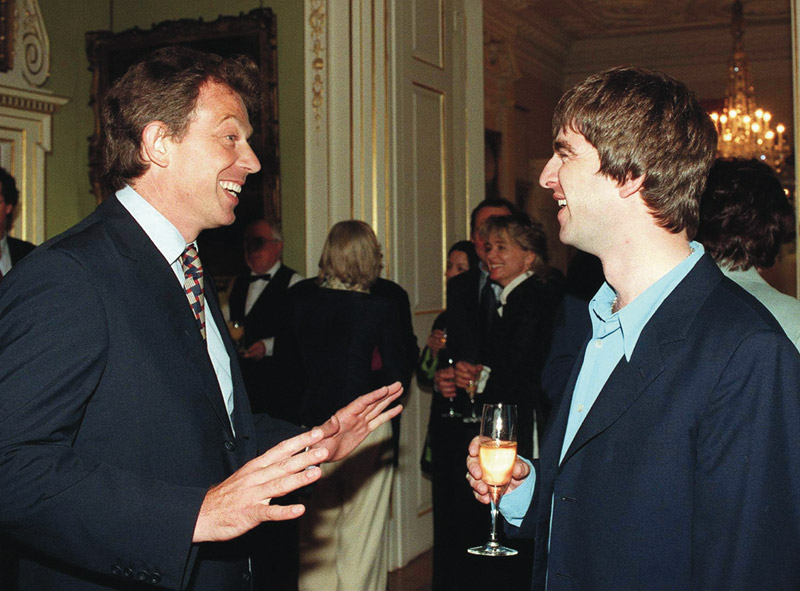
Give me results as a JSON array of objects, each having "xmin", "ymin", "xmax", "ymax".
[
  {"xmin": 499, "ymin": 270, "xmax": 533, "ymax": 306},
  {"xmin": 252, "ymin": 260, "xmax": 282, "ymax": 279},
  {"xmin": 589, "ymin": 241, "xmax": 704, "ymax": 361},
  {"xmin": 116, "ymin": 184, "xmax": 191, "ymax": 266}
]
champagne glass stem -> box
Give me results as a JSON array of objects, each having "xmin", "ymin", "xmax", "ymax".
[{"xmin": 489, "ymin": 499, "xmax": 499, "ymax": 545}]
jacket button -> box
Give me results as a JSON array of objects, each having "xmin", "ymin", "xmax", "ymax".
[
  {"xmin": 225, "ymin": 440, "xmax": 236, "ymax": 451},
  {"xmin": 136, "ymin": 571, "xmax": 148, "ymax": 581},
  {"xmin": 111, "ymin": 565, "xmax": 122, "ymax": 576},
  {"xmin": 123, "ymin": 568, "xmax": 133, "ymax": 578},
  {"xmin": 150, "ymin": 573, "xmax": 161, "ymax": 584}
]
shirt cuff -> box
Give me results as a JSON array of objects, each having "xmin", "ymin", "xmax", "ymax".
[
  {"xmin": 498, "ymin": 457, "xmax": 535, "ymax": 527},
  {"xmin": 263, "ymin": 337, "xmax": 274, "ymax": 356}
]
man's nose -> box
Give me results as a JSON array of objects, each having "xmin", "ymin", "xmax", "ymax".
[
  {"xmin": 539, "ymin": 154, "xmax": 559, "ymax": 189},
  {"xmin": 239, "ymin": 142, "xmax": 261, "ymax": 174}
]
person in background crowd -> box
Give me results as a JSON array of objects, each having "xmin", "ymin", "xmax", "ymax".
[
  {"xmin": 0, "ymin": 46, "xmax": 402, "ymax": 591},
  {"xmin": 226, "ymin": 218, "xmax": 302, "ymax": 416},
  {"xmin": 478, "ymin": 212, "xmax": 564, "ymax": 458},
  {"xmin": 696, "ymin": 157, "xmax": 800, "ymax": 351},
  {"xmin": 0, "ymin": 167, "xmax": 35, "ymax": 281},
  {"xmin": 416, "ymin": 240, "xmax": 479, "ymax": 388},
  {"xmin": 468, "ymin": 66, "xmax": 800, "ymax": 591},
  {"xmin": 275, "ymin": 220, "xmax": 408, "ymax": 591}
]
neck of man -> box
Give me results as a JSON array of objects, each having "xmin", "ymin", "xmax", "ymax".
[
  {"xmin": 600, "ymin": 224, "xmax": 692, "ymax": 313},
  {"xmin": 130, "ymin": 177, "xmax": 199, "ymax": 244}
]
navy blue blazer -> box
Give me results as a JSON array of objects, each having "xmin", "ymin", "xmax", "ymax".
[
  {"xmin": 513, "ymin": 254, "xmax": 800, "ymax": 591},
  {"xmin": 0, "ymin": 196, "xmax": 299, "ymax": 590}
]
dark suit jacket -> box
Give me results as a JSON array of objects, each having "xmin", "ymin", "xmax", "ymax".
[
  {"xmin": 228, "ymin": 264, "xmax": 298, "ymax": 417},
  {"xmin": 513, "ymin": 254, "xmax": 800, "ymax": 591},
  {"xmin": 6, "ymin": 235, "xmax": 36, "ymax": 264},
  {"xmin": 370, "ymin": 277, "xmax": 418, "ymax": 390},
  {"xmin": 444, "ymin": 267, "xmax": 483, "ymax": 363},
  {"xmin": 0, "ymin": 196, "xmax": 299, "ymax": 590},
  {"xmin": 482, "ymin": 272, "xmax": 564, "ymax": 458},
  {"xmin": 275, "ymin": 280, "xmax": 408, "ymax": 428}
]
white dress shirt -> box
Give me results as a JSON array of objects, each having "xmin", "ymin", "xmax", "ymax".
[{"xmin": 116, "ymin": 185, "xmax": 235, "ymax": 429}]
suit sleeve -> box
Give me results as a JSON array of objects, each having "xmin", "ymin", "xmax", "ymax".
[
  {"xmin": 691, "ymin": 330, "xmax": 800, "ymax": 590},
  {"xmin": 0, "ymin": 250, "xmax": 205, "ymax": 590}
]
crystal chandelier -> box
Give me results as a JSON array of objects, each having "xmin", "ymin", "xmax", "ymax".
[{"xmin": 708, "ymin": 0, "xmax": 790, "ymax": 173}]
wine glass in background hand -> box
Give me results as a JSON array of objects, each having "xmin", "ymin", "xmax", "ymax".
[
  {"xmin": 468, "ymin": 403, "xmax": 518, "ymax": 557},
  {"xmin": 437, "ymin": 329, "xmax": 461, "ymax": 418},
  {"xmin": 226, "ymin": 321, "xmax": 246, "ymax": 354}
]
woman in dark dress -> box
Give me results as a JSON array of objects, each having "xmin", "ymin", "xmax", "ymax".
[{"xmin": 275, "ymin": 220, "xmax": 406, "ymax": 591}]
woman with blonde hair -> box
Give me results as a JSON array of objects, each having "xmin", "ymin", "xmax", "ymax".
[{"xmin": 275, "ymin": 220, "xmax": 407, "ymax": 591}]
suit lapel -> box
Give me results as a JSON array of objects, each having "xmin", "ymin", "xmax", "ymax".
[
  {"xmin": 98, "ymin": 197, "xmax": 236, "ymax": 437},
  {"xmin": 557, "ymin": 255, "xmax": 722, "ymax": 465}
]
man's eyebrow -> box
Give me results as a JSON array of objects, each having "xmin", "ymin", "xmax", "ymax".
[{"xmin": 553, "ymin": 139, "xmax": 575, "ymax": 156}]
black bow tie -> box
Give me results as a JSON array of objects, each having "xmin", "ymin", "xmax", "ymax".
[{"xmin": 249, "ymin": 274, "xmax": 271, "ymax": 282}]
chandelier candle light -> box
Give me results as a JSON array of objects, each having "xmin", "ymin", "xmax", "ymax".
[{"xmin": 708, "ymin": 0, "xmax": 790, "ymax": 172}]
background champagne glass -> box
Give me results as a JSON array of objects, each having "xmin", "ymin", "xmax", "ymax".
[
  {"xmin": 468, "ymin": 403, "xmax": 518, "ymax": 556},
  {"xmin": 437, "ymin": 329, "xmax": 461, "ymax": 418},
  {"xmin": 462, "ymin": 377, "xmax": 481, "ymax": 423}
]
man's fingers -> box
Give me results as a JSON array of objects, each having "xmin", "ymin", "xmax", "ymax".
[
  {"xmin": 254, "ymin": 427, "xmax": 326, "ymax": 468},
  {"xmin": 366, "ymin": 403, "xmax": 403, "ymax": 431},
  {"xmin": 254, "ymin": 463, "xmax": 324, "ymax": 503}
]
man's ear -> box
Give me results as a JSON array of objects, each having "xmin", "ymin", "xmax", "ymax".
[
  {"xmin": 140, "ymin": 121, "xmax": 171, "ymax": 168},
  {"xmin": 619, "ymin": 174, "xmax": 645, "ymax": 199}
]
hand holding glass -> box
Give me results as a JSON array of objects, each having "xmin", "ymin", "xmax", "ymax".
[{"xmin": 468, "ymin": 403, "xmax": 518, "ymax": 556}]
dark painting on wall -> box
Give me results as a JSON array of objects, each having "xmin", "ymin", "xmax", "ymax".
[{"xmin": 85, "ymin": 8, "xmax": 280, "ymax": 284}]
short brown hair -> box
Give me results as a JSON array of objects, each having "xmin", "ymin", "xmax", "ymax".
[
  {"xmin": 318, "ymin": 220, "xmax": 382, "ymax": 290},
  {"xmin": 101, "ymin": 46, "xmax": 261, "ymax": 191},
  {"xmin": 553, "ymin": 66, "xmax": 717, "ymax": 238}
]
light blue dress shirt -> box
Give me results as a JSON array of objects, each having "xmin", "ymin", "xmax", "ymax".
[
  {"xmin": 117, "ymin": 185, "xmax": 235, "ymax": 430},
  {"xmin": 500, "ymin": 242, "xmax": 705, "ymax": 524}
]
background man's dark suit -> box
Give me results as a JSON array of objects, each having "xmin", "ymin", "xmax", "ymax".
[
  {"xmin": 5, "ymin": 236, "xmax": 35, "ymax": 264},
  {"xmin": 514, "ymin": 255, "xmax": 800, "ymax": 591},
  {"xmin": 0, "ymin": 196, "xmax": 300, "ymax": 590},
  {"xmin": 228, "ymin": 263, "xmax": 298, "ymax": 417}
]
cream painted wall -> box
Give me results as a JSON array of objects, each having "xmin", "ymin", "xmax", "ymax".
[{"xmin": 37, "ymin": 0, "xmax": 307, "ymax": 272}]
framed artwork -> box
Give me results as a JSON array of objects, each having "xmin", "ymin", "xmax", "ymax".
[
  {"xmin": 0, "ymin": 0, "xmax": 12, "ymax": 72},
  {"xmin": 85, "ymin": 8, "xmax": 280, "ymax": 282}
]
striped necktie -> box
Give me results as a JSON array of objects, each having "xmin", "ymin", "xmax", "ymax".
[{"xmin": 180, "ymin": 244, "xmax": 206, "ymax": 340}]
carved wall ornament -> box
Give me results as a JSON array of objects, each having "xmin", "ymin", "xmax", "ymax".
[
  {"xmin": 20, "ymin": 0, "xmax": 48, "ymax": 86},
  {"xmin": 309, "ymin": 0, "xmax": 326, "ymax": 128}
]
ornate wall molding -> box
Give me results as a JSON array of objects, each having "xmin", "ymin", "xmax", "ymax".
[{"xmin": 309, "ymin": 0, "xmax": 326, "ymax": 129}]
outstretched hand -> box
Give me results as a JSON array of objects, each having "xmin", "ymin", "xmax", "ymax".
[
  {"xmin": 313, "ymin": 382, "xmax": 404, "ymax": 462},
  {"xmin": 466, "ymin": 435, "xmax": 530, "ymax": 504},
  {"xmin": 193, "ymin": 427, "xmax": 330, "ymax": 543}
]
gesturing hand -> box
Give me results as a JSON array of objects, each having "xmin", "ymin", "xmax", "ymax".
[
  {"xmin": 312, "ymin": 382, "xmax": 404, "ymax": 462},
  {"xmin": 193, "ymin": 428, "xmax": 329, "ymax": 543}
]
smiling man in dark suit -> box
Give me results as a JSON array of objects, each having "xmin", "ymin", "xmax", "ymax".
[
  {"xmin": 467, "ymin": 67, "xmax": 800, "ymax": 590},
  {"xmin": 0, "ymin": 167, "xmax": 35, "ymax": 280},
  {"xmin": 0, "ymin": 46, "xmax": 401, "ymax": 591}
]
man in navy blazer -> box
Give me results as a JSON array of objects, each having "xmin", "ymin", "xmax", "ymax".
[
  {"xmin": 0, "ymin": 167, "xmax": 36, "ymax": 279},
  {"xmin": 467, "ymin": 67, "xmax": 800, "ymax": 590},
  {"xmin": 0, "ymin": 47, "xmax": 402, "ymax": 591}
]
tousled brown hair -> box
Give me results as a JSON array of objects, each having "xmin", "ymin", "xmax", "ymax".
[
  {"xmin": 553, "ymin": 66, "xmax": 717, "ymax": 238},
  {"xmin": 101, "ymin": 46, "xmax": 260, "ymax": 191}
]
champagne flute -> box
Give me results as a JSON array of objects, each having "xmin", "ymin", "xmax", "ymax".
[
  {"xmin": 462, "ymin": 375, "xmax": 481, "ymax": 424},
  {"xmin": 468, "ymin": 403, "xmax": 518, "ymax": 557},
  {"xmin": 437, "ymin": 329, "xmax": 461, "ymax": 418}
]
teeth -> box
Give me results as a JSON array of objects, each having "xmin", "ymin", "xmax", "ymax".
[
  {"xmin": 557, "ymin": 199, "xmax": 567, "ymax": 207},
  {"xmin": 220, "ymin": 181, "xmax": 242, "ymax": 195}
]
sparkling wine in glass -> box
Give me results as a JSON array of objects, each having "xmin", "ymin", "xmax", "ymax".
[
  {"xmin": 437, "ymin": 330, "xmax": 461, "ymax": 418},
  {"xmin": 468, "ymin": 403, "xmax": 518, "ymax": 557},
  {"xmin": 462, "ymin": 376, "xmax": 481, "ymax": 423}
]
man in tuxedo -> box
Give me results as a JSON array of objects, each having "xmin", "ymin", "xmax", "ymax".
[
  {"xmin": 467, "ymin": 67, "xmax": 800, "ymax": 590},
  {"xmin": 227, "ymin": 219, "xmax": 302, "ymax": 417},
  {"xmin": 0, "ymin": 46, "xmax": 402, "ymax": 591},
  {"xmin": 0, "ymin": 167, "xmax": 35, "ymax": 279}
]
